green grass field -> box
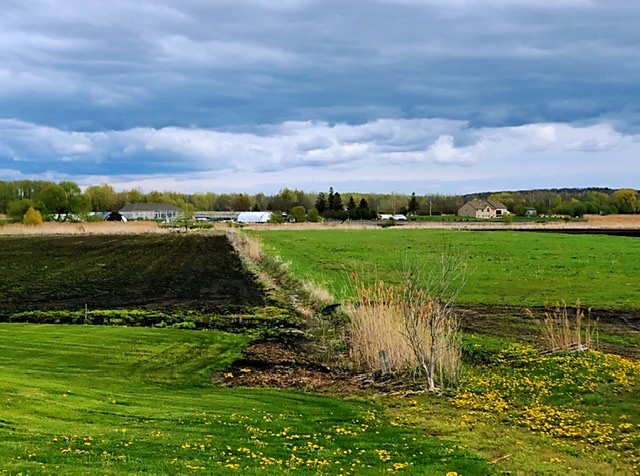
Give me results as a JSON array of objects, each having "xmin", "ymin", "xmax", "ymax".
[
  {"xmin": 0, "ymin": 324, "xmax": 494, "ymax": 475},
  {"xmin": 2, "ymin": 230, "xmax": 640, "ymax": 475},
  {"xmin": 256, "ymin": 229, "xmax": 640, "ymax": 309}
]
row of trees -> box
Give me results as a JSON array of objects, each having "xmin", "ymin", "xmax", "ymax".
[
  {"xmin": 485, "ymin": 189, "xmax": 639, "ymax": 217},
  {"xmin": 1, "ymin": 180, "xmax": 639, "ymax": 221}
]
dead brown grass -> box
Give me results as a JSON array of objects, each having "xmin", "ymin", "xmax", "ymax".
[
  {"xmin": 344, "ymin": 274, "xmax": 461, "ymax": 387},
  {"xmin": 537, "ymin": 300, "xmax": 597, "ymax": 353},
  {"xmin": 0, "ymin": 221, "xmax": 164, "ymax": 235},
  {"xmin": 345, "ymin": 279, "xmax": 414, "ymax": 372},
  {"xmin": 225, "ymin": 228, "xmax": 264, "ymax": 262},
  {"xmin": 302, "ymin": 280, "xmax": 335, "ymax": 305},
  {"xmin": 584, "ymin": 214, "xmax": 640, "ymax": 228}
]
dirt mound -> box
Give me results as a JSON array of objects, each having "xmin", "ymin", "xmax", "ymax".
[{"xmin": 215, "ymin": 342, "xmax": 360, "ymax": 393}]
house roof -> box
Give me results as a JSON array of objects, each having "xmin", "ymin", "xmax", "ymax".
[
  {"xmin": 120, "ymin": 202, "xmax": 180, "ymax": 212},
  {"xmin": 461, "ymin": 200, "xmax": 508, "ymax": 210}
]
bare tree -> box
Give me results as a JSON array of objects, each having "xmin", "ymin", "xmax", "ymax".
[{"xmin": 399, "ymin": 247, "xmax": 469, "ymax": 391}]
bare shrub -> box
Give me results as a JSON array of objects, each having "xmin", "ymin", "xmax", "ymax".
[
  {"xmin": 539, "ymin": 300, "xmax": 597, "ymax": 353},
  {"xmin": 398, "ymin": 252, "xmax": 468, "ymax": 391}
]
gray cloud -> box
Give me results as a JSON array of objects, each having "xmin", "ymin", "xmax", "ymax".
[
  {"xmin": 0, "ymin": 0, "xmax": 638, "ymax": 191},
  {"xmin": 1, "ymin": 118, "xmax": 638, "ymax": 193}
]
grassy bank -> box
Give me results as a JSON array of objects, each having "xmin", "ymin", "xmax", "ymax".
[{"xmin": 0, "ymin": 324, "xmax": 492, "ymax": 475}]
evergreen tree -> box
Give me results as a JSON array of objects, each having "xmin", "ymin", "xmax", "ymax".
[
  {"xmin": 358, "ymin": 197, "xmax": 369, "ymax": 210},
  {"xmin": 315, "ymin": 192, "xmax": 327, "ymax": 214},
  {"xmin": 408, "ymin": 192, "xmax": 419, "ymax": 214},
  {"xmin": 327, "ymin": 187, "xmax": 335, "ymax": 211},
  {"xmin": 347, "ymin": 196, "xmax": 357, "ymax": 210},
  {"xmin": 330, "ymin": 191, "xmax": 343, "ymax": 211}
]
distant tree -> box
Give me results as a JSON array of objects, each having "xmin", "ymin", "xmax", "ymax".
[
  {"xmin": 329, "ymin": 189, "xmax": 343, "ymax": 212},
  {"xmin": 23, "ymin": 207, "xmax": 43, "ymax": 225},
  {"xmin": 7, "ymin": 199, "xmax": 40, "ymax": 222},
  {"xmin": 0, "ymin": 180, "xmax": 16, "ymax": 214},
  {"xmin": 175, "ymin": 203, "xmax": 195, "ymax": 231},
  {"xmin": 35, "ymin": 183, "xmax": 67, "ymax": 218},
  {"xmin": 554, "ymin": 201, "xmax": 575, "ymax": 217},
  {"xmin": 408, "ymin": 192, "xmax": 419, "ymax": 215},
  {"xmin": 347, "ymin": 196, "xmax": 357, "ymax": 211},
  {"xmin": 231, "ymin": 194, "xmax": 252, "ymax": 211},
  {"xmin": 60, "ymin": 181, "xmax": 90, "ymax": 216},
  {"xmin": 327, "ymin": 187, "xmax": 335, "ymax": 212},
  {"xmin": 251, "ymin": 203, "xmax": 260, "ymax": 211},
  {"xmin": 611, "ymin": 188, "xmax": 638, "ymax": 214},
  {"xmin": 358, "ymin": 198, "xmax": 369, "ymax": 210},
  {"xmin": 252, "ymin": 192, "xmax": 269, "ymax": 211},
  {"xmin": 85, "ymin": 184, "xmax": 117, "ymax": 211},
  {"xmin": 315, "ymin": 193, "xmax": 328, "ymax": 214},
  {"xmin": 307, "ymin": 208, "xmax": 321, "ymax": 222},
  {"xmin": 288, "ymin": 205, "xmax": 306, "ymax": 223},
  {"xmin": 123, "ymin": 188, "xmax": 146, "ymax": 204},
  {"xmin": 35, "ymin": 181, "xmax": 89, "ymax": 219},
  {"xmin": 269, "ymin": 188, "xmax": 296, "ymax": 212},
  {"xmin": 268, "ymin": 212, "xmax": 285, "ymax": 224}
]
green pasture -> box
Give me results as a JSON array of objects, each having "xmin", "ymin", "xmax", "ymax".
[
  {"xmin": 0, "ymin": 324, "xmax": 492, "ymax": 475},
  {"xmin": 256, "ymin": 229, "xmax": 640, "ymax": 309}
]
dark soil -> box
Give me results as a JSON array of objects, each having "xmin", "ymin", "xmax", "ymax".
[{"xmin": 0, "ymin": 234, "xmax": 265, "ymax": 314}]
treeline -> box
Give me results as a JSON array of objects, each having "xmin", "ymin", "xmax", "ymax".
[
  {"xmin": 0, "ymin": 180, "xmax": 638, "ymax": 222},
  {"xmin": 478, "ymin": 188, "xmax": 639, "ymax": 217}
]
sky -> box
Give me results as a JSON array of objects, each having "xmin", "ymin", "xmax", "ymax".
[{"xmin": 0, "ymin": 0, "xmax": 639, "ymax": 195}]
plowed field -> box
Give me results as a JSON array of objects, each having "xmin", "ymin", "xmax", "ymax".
[{"xmin": 0, "ymin": 234, "xmax": 265, "ymax": 314}]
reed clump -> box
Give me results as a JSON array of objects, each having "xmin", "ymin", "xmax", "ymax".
[
  {"xmin": 538, "ymin": 300, "xmax": 597, "ymax": 353},
  {"xmin": 344, "ymin": 267, "xmax": 463, "ymax": 391}
]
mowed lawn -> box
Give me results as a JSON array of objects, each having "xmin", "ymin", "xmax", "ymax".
[
  {"xmin": 0, "ymin": 324, "xmax": 492, "ymax": 475},
  {"xmin": 256, "ymin": 229, "xmax": 640, "ymax": 309}
]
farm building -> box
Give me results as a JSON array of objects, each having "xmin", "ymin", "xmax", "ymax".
[
  {"xmin": 237, "ymin": 211, "xmax": 273, "ymax": 223},
  {"xmin": 194, "ymin": 211, "xmax": 240, "ymax": 222},
  {"xmin": 524, "ymin": 207, "xmax": 538, "ymax": 217},
  {"xmin": 379, "ymin": 214, "xmax": 407, "ymax": 221},
  {"xmin": 458, "ymin": 200, "xmax": 509, "ymax": 219},
  {"xmin": 119, "ymin": 203, "xmax": 180, "ymax": 221}
]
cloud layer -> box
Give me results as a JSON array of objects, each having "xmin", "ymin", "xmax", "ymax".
[{"xmin": 0, "ymin": 0, "xmax": 638, "ymax": 192}]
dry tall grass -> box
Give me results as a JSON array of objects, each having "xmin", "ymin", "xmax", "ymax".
[
  {"xmin": 225, "ymin": 229, "xmax": 264, "ymax": 262},
  {"xmin": 302, "ymin": 280, "xmax": 335, "ymax": 306},
  {"xmin": 345, "ymin": 278, "xmax": 414, "ymax": 372},
  {"xmin": 344, "ymin": 273, "xmax": 462, "ymax": 388},
  {"xmin": 539, "ymin": 300, "xmax": 597, "ymax": 353},
  {"xmin": 0, "ymin": 221, "xmax": 164, "ymax": 235}
]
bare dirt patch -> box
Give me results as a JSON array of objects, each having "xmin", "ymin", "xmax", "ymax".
[{"xmin": 215, "ymin": 341, "xmax": 361, "ymax": 394}]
